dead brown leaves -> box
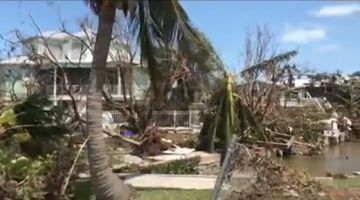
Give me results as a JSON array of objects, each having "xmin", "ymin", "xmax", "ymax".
[{"xmin": 227, "ymin": 158, "xmax": 326, "ymax": 200}]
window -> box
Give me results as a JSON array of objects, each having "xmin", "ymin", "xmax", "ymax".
[
  {"xmin": 45, "ymin": 44, "xmax": 63, "ymax": 60},
  {"xmin": 71, "ymin": 42, "xmax": 84, "ymax": 60},
  {"xmin": 22, "ymin": 44, "xmax": 37, "ymax": 56}
]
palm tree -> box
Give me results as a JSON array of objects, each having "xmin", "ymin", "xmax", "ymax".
[
  {"xmin": 282, "ymin": 64, "xmax": 299, "ymax": 109},
  {"xmin": 84, "ymin": 0, "xmax": 222, "ymax": 199},
  {"xmin": 84, "ymin": 1, "xmax": 132, "ymax": 199}
]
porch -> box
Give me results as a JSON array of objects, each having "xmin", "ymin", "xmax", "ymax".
[{"xmin": 38, "ymin": 64, "xmax": 148, "ymax": 104}]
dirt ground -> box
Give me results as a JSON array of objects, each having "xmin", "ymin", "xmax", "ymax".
[{"xmin": 327, "ymin": 188, "xmax": 360, "ymax": 200}]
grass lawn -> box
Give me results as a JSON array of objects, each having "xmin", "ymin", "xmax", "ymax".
[
  {"xmin": 73, "ymin": 180, "xmax": 211, "ymax": 200},
  {"xmin": 73, "ymin": 177, "xmax": 360, "ymax": 199},
  {"xmin": 139, "ymin": 189, "xmax": 211, "ymax": 200},
  {"xmin": 333, "ymin": 177, "xmax": 360, "ymax": 188}
]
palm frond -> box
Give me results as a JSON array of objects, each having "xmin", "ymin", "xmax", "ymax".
[
  {"xmin": 199, "ymin": 74, "xmax": 235, "ymax": 152},
  {"xmin": 241, "ymin": 50, "xmax": 298, "ymax": 76},
  {"xmin": 198, "ymin": 74, "xmax": 264, "ymax": 152},
  {"xmin": 84, "ymin": 0, "xmax": 103, "ymax": 14},
  {"xmin": 85, "ymin": 0, "xmax": 137, "ymax": 17},
  {"xmin": 86, "ymin": 0, "xmax": 224, "ymax": 105},
  {"xmin": 136, "ymin": 0, "xmax": 224, "ymax": 105}
]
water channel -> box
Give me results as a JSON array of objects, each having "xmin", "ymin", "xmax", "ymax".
[{"xmin": 282, "ymin": 142, "xmax": 360, "ymax": 176}]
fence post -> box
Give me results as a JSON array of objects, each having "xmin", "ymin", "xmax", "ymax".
[
  {"xmin": 189, "ymin": 110, "xmax": 193, "ymax": 128},
  {"xmin": 53, "ymin": 67, "xmax": 57, "ymax": 106},
  {"xmin": 209, "ymin": 136, "xmax": 238, "ymax": 200},
  {"xmin": 173, "ymin": 110, "xmax": 177, "ymax": 128}
]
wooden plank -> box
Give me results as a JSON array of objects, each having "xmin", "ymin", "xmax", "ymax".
[
  {"xmin": 286, "ymin": 136, "xmax": 296, "ymax": 149},
  {"xmin": 103, "ymin": 129, "xmax": 141, "ymax": 146},
  {"xmin": 256, "ymin": 141, "xmax": 288, "ymax": 149},
  {"xmin": 271, "ymin": 131, "xmax": 292, "ymax": 139}
]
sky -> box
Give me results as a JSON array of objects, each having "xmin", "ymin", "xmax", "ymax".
[{"xmin": 0, "ymin": 0, "xmax": 359, "ymax": 74}]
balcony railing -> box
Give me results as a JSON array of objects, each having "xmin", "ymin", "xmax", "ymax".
[
  {"xmin": 44, "ymin": 84, "xmax": 120, "ymax": 96},
  {"xmin": 109, "ymin": 110, "xmax": 202, "ymax": 128}
]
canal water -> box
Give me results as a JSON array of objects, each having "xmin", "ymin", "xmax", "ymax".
[{"xmin": 282, "ymin": 142, "xmax": 360, "ymax": 176}]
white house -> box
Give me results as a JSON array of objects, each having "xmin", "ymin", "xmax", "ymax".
[{"xmin": 0, "ymin": 30, "xmax": 149, "ymax": 104}]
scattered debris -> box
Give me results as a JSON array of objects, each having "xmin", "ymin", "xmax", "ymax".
[
  {"xmin": 163, "ymin": 147, "xmax": 195, "ymax": 155},
  {"xmin": 123, "ymin": 155, "xmax": 143, "ymax": 165},
  {"xmin": 353, "ymin": 171, "xmax": 360, "ymax": 176},
  {"xmin": 256, "ymin": 130, "xmax": 323, "ymax": 157},
  {"xmin": 325, "ymin": 172, "xmax": 348, "ymax": 180},
  {"xmin": 135, "ymin": 128, "xmax": 172, "ymax": 157},
  {"xmin": 226, "ymin": 157, "xmax": 327, "ymax": 200}
]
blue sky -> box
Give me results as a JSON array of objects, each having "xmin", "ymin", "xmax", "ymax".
[{"xmin": 0, "ymin": 1, "xmax": 359, "ymax": 74}]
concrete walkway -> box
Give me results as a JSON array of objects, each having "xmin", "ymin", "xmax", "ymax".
[
  {"xmin": 78, "ymin": 173, "xmax": 334, "ymax": 190},
  {"xmin": 124, "ymin": 174, "xmax": 217, "ymax": 189},
  {"xmin": 123, "ymin": 174, "xmax": 334, "ymax": 189},
  {"xmin": 124, "ymin": 174, "xmax": 253, "ymax": 189}
]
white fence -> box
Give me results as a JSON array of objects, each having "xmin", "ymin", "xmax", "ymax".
[{"xmin": 108, "ymin": 110, "xmax": 202, "ymax": 128}]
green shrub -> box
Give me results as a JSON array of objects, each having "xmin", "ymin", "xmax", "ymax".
[
  {"xmin": 122, "ymin": 156, "xmax": 201, "ymax": 174},
  {"xmin": 142, "ymin": 157, "xmax": 200, "ymax": 174},
  {"xmin": 13, "ymin": 94, "xmax": 69, "ymax": 141},
  {"xmin": 0, "ymin": 150, "xmax": 54, "ymax": 200}
]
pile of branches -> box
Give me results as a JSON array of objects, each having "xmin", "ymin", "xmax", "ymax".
[
  {"xmin": 257, "ymin": 106, "xmax": 329, "ymax": 156},
  {"xmin": 104, "ymin": 126, "xmax": 175, "ymax": 157},
  {"xmin": 227, "ymin": 157, "xmax": 327, "ymax": 200},
  {"xmin": 133, "ymin": 127, "xmax": 172, "ymax": 156}
]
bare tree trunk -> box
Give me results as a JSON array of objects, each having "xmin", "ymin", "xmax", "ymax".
[
  {"xmin": 86, "ymin": 1, "xmax": 131, "ymax": 199},
  {"xmin": 118, "ymin": 65, "xmax": 128, "ymax": 102}
]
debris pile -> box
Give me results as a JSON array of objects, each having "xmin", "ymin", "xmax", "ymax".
[
  {"xmin": 227, "ymin": 157, "xmax": 327, "ymax": 200},
  {"xmin": 251, "ymin": 129, "xmax": 323, "ymax": 158},
  {"xmin": 134, "ymin": 127, "xmax": 172, "ymax": 156}
]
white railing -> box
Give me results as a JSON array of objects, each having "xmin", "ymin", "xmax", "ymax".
[
  {"xmin": 46, "ymin": 84, "xmax": 120, "ymax": 96},
  {"xmin": 281, "ymin": 90, "xmax": 333, "ymax": 113},
  {"xmin": 108, "ymin": 110, "xmax": 202, "ymax": 128},
  {"xmin": 304, "ymin": 91, "xmax": 325, "ymax": 113}
]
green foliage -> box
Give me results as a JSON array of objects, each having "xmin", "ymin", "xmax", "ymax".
[
  {"xmin": 139, "ymin": 189, "xmax": 211, "ymax": 200},
  {"xmin": 334, "ymin": 77, "xmax": 360, "ymax": 118},
  {"xmin": 0, "ymin": 94, "xmax": 69, "ymax": 156},
  {"xmin": 105, "ymin": 0, "xmax": 224, "ymax": 104},
  {"xmin": 0, "ymin": 150, "xmax": 54, "ymax": 200},
  {"xmin": 0, "ymin": 108, "xmax": 17, "ymax": 127},
  {"xmin": 333, "ymin": 177, "xmax": 360, "ymax": 188},
  {"xmin": 13, "ymin": 94, "xmax": 68, "ymax": 141},
  {"xmin": 198, "ymin": 74, "xmax": 264, "ymax": 152},
  {"xmin": 122, "ymin": 157, "xmax": 200, "ymax": 175},
  {"xmin": 141, "ymin": 156, "xmax": 200, "ymax": 174},
  {"xmin": 198, "ymin": 74, "xmax": 235, "ymax": 152},
  {"xmin": 73, "ymin": 181, "xmax": 212, "ymax": 200}
]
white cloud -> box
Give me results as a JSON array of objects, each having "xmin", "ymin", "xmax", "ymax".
[
  {"xmin": 312, "ymin": 4, "xmax": 360, "ymax": 17},
  {"xmin": 282, "ymin": 28, "xmax": 326, "ymax": 44},
  {"xmin": 318, "ymin": 44, "xmax": 339, "ymax": 53}
]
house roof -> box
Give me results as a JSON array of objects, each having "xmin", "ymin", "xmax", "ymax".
[
  {"xmin": 2, "ymin": 29, "xmax": 143, "ymax": 67},
  {"xmin": 294, "ymin": 77, "xmax": 311, "ymax": 88},
  {"xmin": 25, "ymin": 29, "xmax": 96, "ymax": 41},
  {"xmin": 0, "ymin": 55, "xmax": 142, "ymax": 68},
  {"xmin": 0, "ymin": 55, "xmax": 35, "ymax": 65}
]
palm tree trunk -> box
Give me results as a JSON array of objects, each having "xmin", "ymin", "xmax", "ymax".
[{"xmin": 86, "ymin": 1, "xmax": 131, "ymax": 199}]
